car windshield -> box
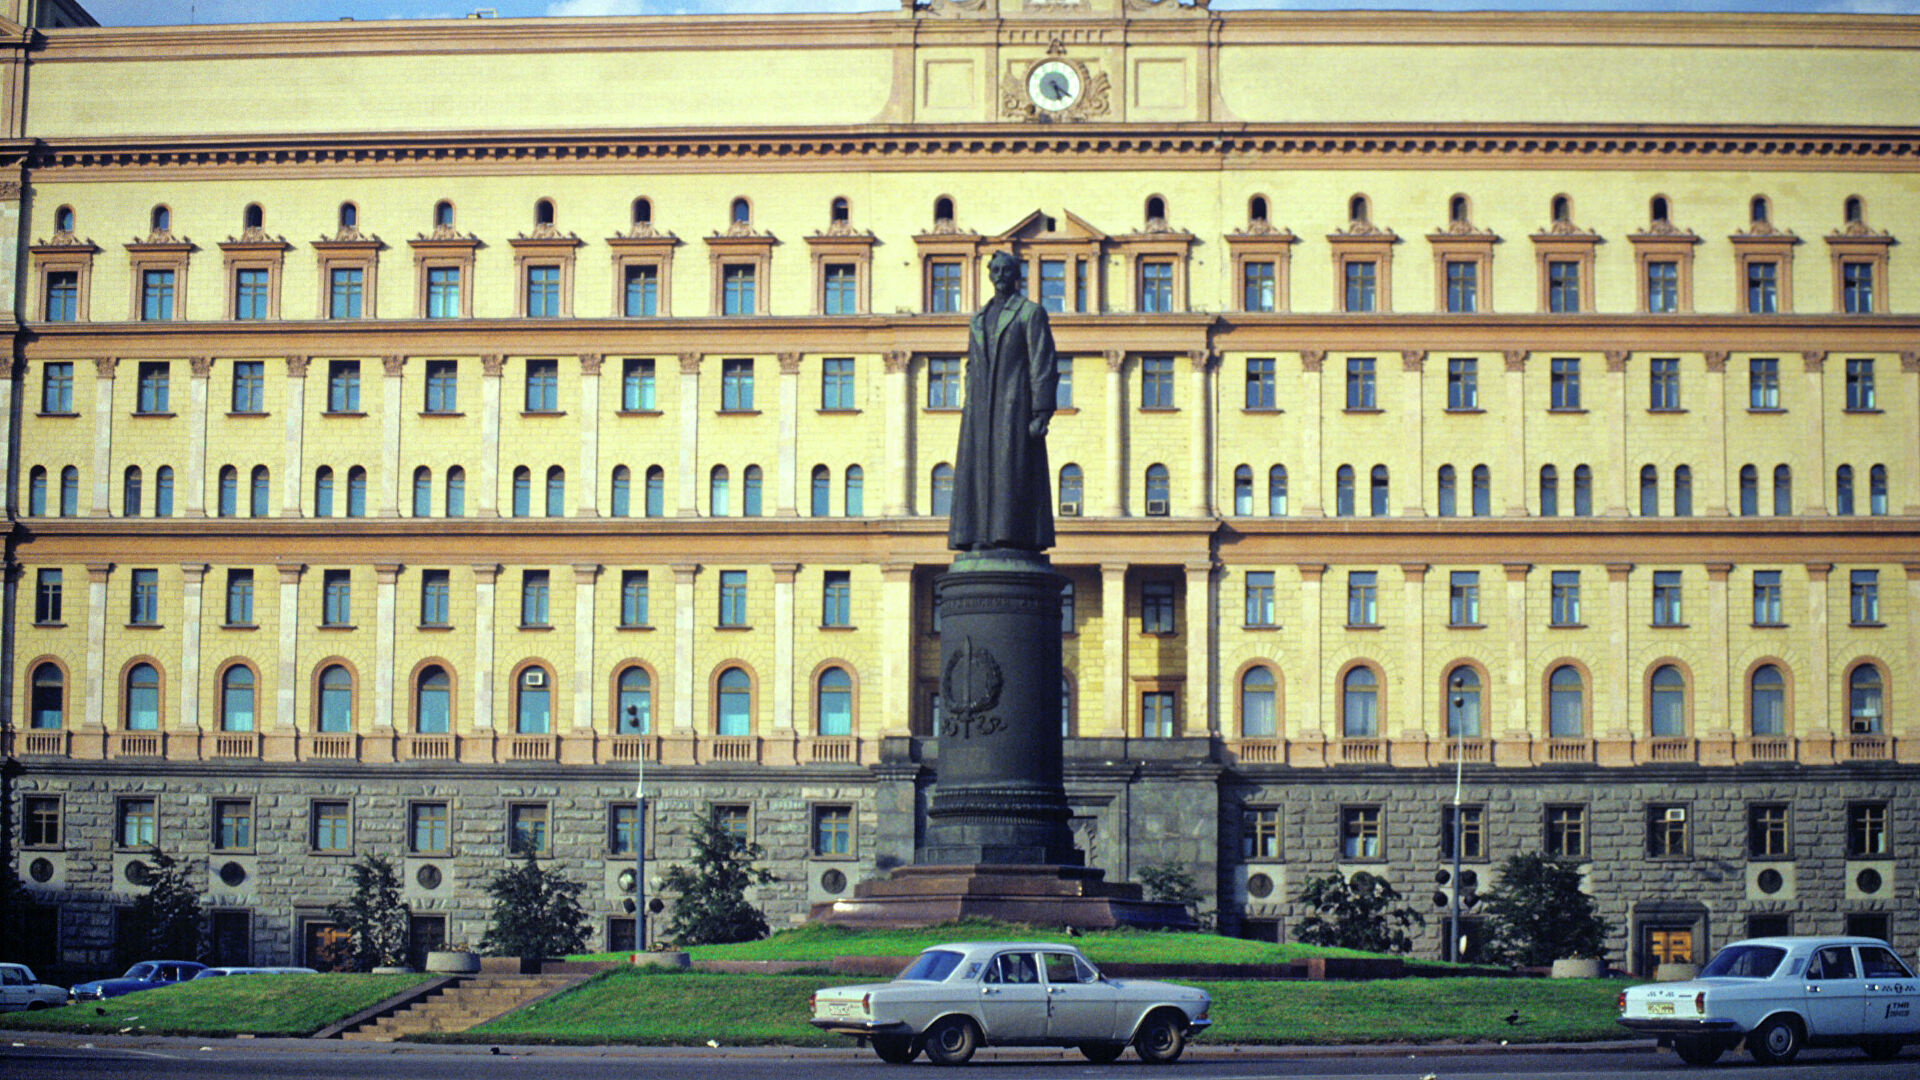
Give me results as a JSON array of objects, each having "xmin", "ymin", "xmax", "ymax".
[
  {"xmin": 895, "ymin": 950, "xmax": 966, "ymax": 982},
  {"xmin": 1700, "ymin": 944, "xmax": 1788, "ymax": 978},
  {"xmin": 124, "ymin": 963, "xmax": 156, "ymax": 979}
]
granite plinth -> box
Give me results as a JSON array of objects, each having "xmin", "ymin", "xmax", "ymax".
[{"xmin": 809, "ymin": 863, "xmax": 1197, "ymax": 931}]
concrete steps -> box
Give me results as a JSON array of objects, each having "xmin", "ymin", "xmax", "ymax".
[{"xmin": 338, "ymin": 974, "xmax": 581, "ymax": 1041}]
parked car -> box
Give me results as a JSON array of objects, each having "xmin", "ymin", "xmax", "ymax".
[
  {"xmin": 68, "ymin": 960, "xmax": 206, "ymax": 1001},
  {"xmin": 1619, "ymin": 936, "xmax": 1919, "ymax": 1065},
  {"xmin": 0, "ymin": 963, "xmax": 66, "ymax": 1011},
  {"xmin": 191, "ymin": 966, "xmax": 319, "ymax": 979},
  {"xmin": 809, "ymin": 941, "xmax": 1211, "ymax": 1065}
]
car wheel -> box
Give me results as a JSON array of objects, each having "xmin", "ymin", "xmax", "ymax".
[
  {"xmin": 1748, "ymin": 1015, "xmax": 1803, "ymax": 1065},
  {"xmin": 1079, "ymin": 1042, "xmax": 1125, "ymax": 1064},
  {"xmin": 25, "ymin": 1001, "xmax": 48, "ymax": 1012},
  {"xmin": 1862, "ymin": 1037, "xmax": 1904, "ymax": 1061},
  {"xmin": 923, "ymin": 1017, "xmax": 979, "ymax": 1066},
  {"xmin": 1673, "ymin": 1037, "xmax": 1724, "ymax": 1066},
  {"xmin": 1133, "ymin": 1012, "xmax": 1188, "ymax": 1065},
  {"xmin": 872, "ymin": 1035, "xmax": 919, "ymax": 1064}
]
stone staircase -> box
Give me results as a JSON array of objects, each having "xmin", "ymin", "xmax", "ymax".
[{"xmin": 338, "ymin": 973, "xmax": 582, "ymax": 1041}]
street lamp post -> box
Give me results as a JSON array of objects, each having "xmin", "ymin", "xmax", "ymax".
[
  {"xmin": 627, "ymin": 704, "xmax": 646, "ymax": 952},
  {"xmin": 1448, "ymin": 674, "xmax": 1466, "ymax": 964}
]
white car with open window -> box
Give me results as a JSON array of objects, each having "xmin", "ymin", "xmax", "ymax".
[{"xmin": 1619, "ymin": 936, "xmax": 1918, "ymax": 1065}]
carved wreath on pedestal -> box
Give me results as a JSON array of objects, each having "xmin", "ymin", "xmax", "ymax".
[{"xmin": 941, "ymin": 635, "xmax": 1006, "ymax": 739}]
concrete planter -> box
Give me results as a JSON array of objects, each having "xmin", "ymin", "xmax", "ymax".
[
  {"xmin": 424, "ymin": 950, "xmax": 481, "ymax": 974},
  {"xmin": 629, "ymin": 950, "xmax": 691, "ymax": 969},
  {"xmin": 1654, "ymin": 962, "xmax": 1698, "ymax": 982},
  {"xmin": 1550, "ymin": 958, "xmax": 1605, "ymax": 979}
]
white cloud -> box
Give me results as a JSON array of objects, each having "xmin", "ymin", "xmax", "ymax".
[{"xmin": 546, "ymin": 0, "xmax": 649, "ymax": 14}]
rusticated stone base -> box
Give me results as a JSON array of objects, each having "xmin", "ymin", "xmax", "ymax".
[{"xmin": 808, "ymin": 863, "xmax": 1196, "ymax": 931}]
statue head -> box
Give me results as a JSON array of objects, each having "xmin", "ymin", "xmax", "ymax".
[{"xmin": 988, "ymin": 251, "xmax": 1020, "ymax": 300}]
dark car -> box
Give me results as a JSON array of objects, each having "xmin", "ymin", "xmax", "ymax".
[{"xmin": 68, "ymin": 960, "xmax": 206, "ymax": 1001}]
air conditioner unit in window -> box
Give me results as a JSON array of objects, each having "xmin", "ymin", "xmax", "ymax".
[
  {"xmin": 1663, "ymin": 807, "xmax": 1687, "ymax": 822},
  {"xmin": 1059, "ymin": 501, "xmax": 1082, "ymax": 517},
  {"xmin": 1851, "ymin": 718, "xmax": 1878, "ymax": 734},
  {"xmin": 524, "ymin": 670, "xmax": 547, "ymax": 687},
  {"xmin": 1146, "ymin": 499, "xmax": 1169, "ymax": 516}
]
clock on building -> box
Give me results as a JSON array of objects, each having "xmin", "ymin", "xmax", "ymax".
[{"xmin": 1027, "ymin": 59, "xmax": 1083, "ymax": 113}]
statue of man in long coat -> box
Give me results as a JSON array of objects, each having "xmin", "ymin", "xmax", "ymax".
[{"xmin": 949, "ymin": 251, "xmax": 1059, "ymax": 552}]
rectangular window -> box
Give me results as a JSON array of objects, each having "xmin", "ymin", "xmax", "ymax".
[
  {"xmin": 42, "ymin": 362, "xmax": 74, "ymax": 413},
  {"xmin": 721, "ymin": 358, "xmax": 753, "ymax": 411},
  {"xmin": 327, "ymin": 360, "xmax": 360, "ymax": 413},
  {"xmin": 231, "ymin": 361, "xmax": 264, "ymax": 413},
  {"xmin": 1649, "ymin": 358, "xmax": 1680, "ymax": 410},
  {"xmin": 525, "ymin": 265, "xmax": 560, "ymax": 317},
  {"xmin": 117, "ymin": 797, "xmax": 157, "ymax": 848},
  {"xmin": 329, "ymin": 267, "xmax": 363, "ymax": 319},
  {"xmin": 1449, "ymin": 571, "xmax": 1480, "ymax": 626},
  {"xmin": 1347, "ymin": 570, "xmax": 1378, "ymax": 627},
  {"xmin": 424, "ymin": 360, "xmax": 458, "ymax": 413},
  {"xmin": 1842, "ymin": 262, "xmax": 1874, "ymax": 314},
  {"xmin": 137, "ymin": 361, "xmax": 170, "ymax": 414},
  {"xmin": 620, "ymin": 570, "xmax": 649, "ymax": 628},
  {"xmin": 34, "ymin": 568, "xmax": 62, "ymax": 625},
  {"xmin": 23, "ymin": 796, "xmax": 60, "ymax": 848},
  {"xmin": 718, "ymin": 569, "xmax": 748, "ymax": 627},
  {"xmin": 1440, "ymin": 805, "xmax": 1484, "ymax": 860},
  {"xmin": 524, "ymin": 359, "xmax": 558, "ymax": 412},
  {"xmin": 426, "ymin": 266, "xmax": 460, "ymax": 319},
  {"xmin": 1646, "ymin": 260, "xmax": 1678, "ymax": 313},
  {"xmin": 928, "ymin": 260, "xmax": 962, "ymax": 314},
  {"xmin": 927, "ymin": 357, "xmax": 961, "ymax": 409},
  {"xmin": 1652, "ymin": 570, "xmax": 1683, "ymax": 626},
  {"xmin": 1344, "ymin": 261, "xmax": 1376, "ymax": 312},
  {"xmin": 1038, "ymin": 258, "xmax": 1067, "ymax": 313},
  {"xmin": 508, "ymin": 803, "xmax": 549, "ymax": 854},
  {"xmin": 1140, "ymin": 356, "xmax": 1174, "ymax": 409},
  {"xmin": 1345, "ymin": 358, "xmax": 1376, "ymax": 409},
  {"xmin": 1445, "ymin": 260, "xmax": 1477, "ymax": 313},
  {"xmin": 1140, "ymin": 581, "xmax": 1175, "ymax": 634},
  {"xmin": 1848, "ymin": 802, "xmax": 1889, "ymax": 857},
  {"xmin": 609, "ymin": 803, "xmax": 639, "ymax": 856},
  {"xmin": 1846, "ymin": 358, "xmax": 1876, "ymax": 410},
  {"xmin": 1547, "ymin": 260, "xmax": 1580, "ymax": 312},
  {"xmin": 1341, "ymin": 806, "xmax": 1382, "ymax": 859},
  {"xmin": 1545, "ymin": 805, "xmax": 1588, "ymax": 859},
  {"xmin": 130, "ymin": 568, "xmax": 159, "ymax": 625},
  {"xmin": 1749, "ymin": 358, "xmax": 1780, "ymax": 409},
  {"xmin": 1055, "ymin": 356, "xmax": 1073, "ymax": 409},
  {"xmin": 1747, "ymin": 261, "xmax": 1778, "ymax": 314},
  {"xmin": 623, "ymin": 264, "xmax": 658, "ymax": 317},
  {"xmin": 1138, "ymin": 260, "xmax": 1173, "ymax": 313},
  {"xmin": 1242, "ymin": 807, "xmax": 1280, "ymax": 859},
  {"xmin": 141, "ymin": 269, "xmax": 175, "ymax": 321},
  {"xmin": 1549, "ymin": 358, "xmax": 1580, "ymax": 410},
  {"xmin": 234, "ymin": 268, "xmax": 269, "ymax": 320},
  {"xmin": 812, "ymin": 805, "xmax": 853, "ymax": 857},
  {"xmin": 1446, "ymin": 358, "xmax": 1478, "ymax": 410},
  {"xmin": 1752, "ymin": 570, "xmax": 1782, "ymax": 625},
  {"xmin": 213, "ymin": 799, "xmax": 253, "ymax": 850},
  {"xmin": 621, "ymin": 358, "xmax": 656, "ymax": 411},
  {"xmin": 45, "ymin": 270, "xmax": 78, "ymax": 322},
  {"xmin": 713, "ymin": 804, "xmax": 750, "ymax": 849},
  {"xmin": 822, "ymin": 570, "xmax": 851, "ymax": 628},
  {"xmin": 1245, "ymin": 358, "xmax": 1275, "ymax": 410},
  {"xmin": 1244, "ymin": 571, "xmax": 1275, "ymax": 627},
  {"xmin": 521, "ymin": 570, "xmax": 550, "ymax": 627},
  {"xmin": 1550, "ymin": 570, "xmax": 1581, "ymax": 626},
  {"xmin": 1243, "ymin": 260, "xmax": 1276, "ymax": 312},
  {"xmin": 1647, "ymin": 804, "xmax": 1690, "ymax": 858},
  {"xmin": 1850, "ymin": 569, "xmax": 1880, "ymax": 624},
  {"xmin": 721, "ymin": 264, "xmax": 755, "ymax": 315},
  {"xmin": 311, "ymin": 801, "xmax": 351, "ymax": 853},
  {"xmin": 410, "ymin": 802, "xmax": 450, "ymax": 855},
  {"xmin": 322, "ymin": 569, "xmax": 351, "ymax": 627},
  {"xmin": 1141, "ymin": 691, "xmax": 1176, "ymax": 738},
  {"xmin": 420, "ymin": 569, "xmax": 450, "ymax": 627},
  {"xmin": 823, "ymin": 263, "xmax": 857, "ymax": 315},
  {"xmin": 225, "ymin": 569, "xmax": 254, "ymax": 625},
  {"xmin": 821, "ymin": 358, "xmax": 854, "ymax": 410},
  {"xmin": 1748, "ymin": 803, "xmax": 1790, "ymax": 858}
]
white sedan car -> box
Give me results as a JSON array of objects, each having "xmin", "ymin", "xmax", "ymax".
[
  {"xmin": 809, "ymin": 941, "xmax": 1211, "ymax": 1065},
  {"xmin": 1619, "ymin": 936, "xmax": 1919, "ymax": 1065},
  {"xmin": 0, "ymin": 963, "xmax": 66, "ymax": 1011}
]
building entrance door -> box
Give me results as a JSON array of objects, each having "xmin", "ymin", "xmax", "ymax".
[
  {"xmin": 304, "ymin": 921, "xmax": 349, "ymax": 971},
  {"xmin": 1649, "ymin": 928, "xmax": 1693, "ymax": 971}
]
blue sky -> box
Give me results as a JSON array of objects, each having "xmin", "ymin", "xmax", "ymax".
[{"xmin": 74, "ymin": 0, "xmax": 1920, "ymax": 28}]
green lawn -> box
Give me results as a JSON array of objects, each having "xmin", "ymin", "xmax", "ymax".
[{"xmin": 0, "ymin": 974, "xmax": 432, "ymax": 1037}]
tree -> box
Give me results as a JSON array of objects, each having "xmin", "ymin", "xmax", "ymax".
[
  {"xmin": 659, "ymin": 812, "xmax": 775, "ymax": 946},
  {"xmin": 120, "ymin": 847, "xmax": 203, "ymax": 964},
  {"xmin": 1135, "ymin": 860, "xmax": 1209, "ymax": 931},
  {"xmin": 1293, "ymin": 870, "xmax": 1424, "ymax": 954},
  {"xmin": 479, "ymin": 851, "xmax": 590, "ymax": 959},
  {"xmin": 1479, "ymin": 853, "xmax": 1610, "ymax": 966},
  {"xmin": 327, "ymin": 854, "xmax": 411, "ymax": 970}
]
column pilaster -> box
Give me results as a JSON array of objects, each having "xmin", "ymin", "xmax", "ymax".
[
  {"xmin": 1186, "ymin": 351, "xmax": 1212, "ymax": 517},
  {"xmin": 1701, "ymin": 562, "xmax": 1734, "ymax": 763},
  {"xmin": 576, "ymin": 355, "xmax": 602, "ymax": 517},
  {"xmin": 677, "ymin": 354, "xmax": 701, "ymax": 515},
  {"xmin": 771, "ymin": 563, "xmax": 799, "ymax": 735},
  {"xmin": 1298, "ymin": 352, "xmax": 1323, "ymax": 515},
  {"xmin": 185, "ymin": 357, "xmax": 211, "ymax": 518},
  {"xmin": 1800, "ymin": 352, "xmax": 1828, "ymax": 515},
  {"xmin": 478, "ymin": 355, "xmax": 504, "ymax": 516},
  {"xmin": 1604, "ymin": 351, "xmax": 1629, "ymax": 516},
  {"xmin": 1601, "ymin": 563, "xmax": 1633, "ymax": 748},
  {"xmin": 378, "ymin": 355, "xmax": 404, "ymax": 516},
  {"xmin": 372, "ymin": 564, "xmax": 401, "ymax": 752},
  {"xmin": 274, "ymin": 564, "xmax": 304, "ymax": 733},
  {"xmin": 1100, "ymin": 562, "xmax": 1128, "ymax": 735},
  {"xmin": 775, "ymin": 353, "xmax": 801, "ymax": 517},
  {"xmin": 282, "ymin": 357, "xmax": 308, "ymax": 514},
  {"xmin": 178, "ymin": 562, "xmax": 207, "ymax": 733},
  {"xmin": 84, "ymin": 563, "xmax": 111, "ymax": 731},
  {"xmin": 1184, "ymin": 560, "xmax": 1214, "ymax": 733},
  {"xmin": 1398, "ymin": 563, "xmax": 1427, "ymax": 747},
  {"xmin": 471, "ymin": 564, "xmax": 499, "ymax": 739},
  {"xmin": 672, "ymin": 563, "xmax": 699, "ymax": 730},
  {"xmin": 1102, "ymin": 351, "xmax": 1125, "ymax": 516},
  {"xmin": 1296, "ymin": 563, "xmax": 1326, "ymax": 761},
  {"xmin": 1503, "ymin": 351, "xmax": 1528, "ymax": 514},
  {"xmin": 1500, "ymin": 563, "xmax": 1532, "ymax": 762},
  {"xmin": 1399, "ymin": 352, "xmax": 1426, "ymax": 516},
  {"xmin": 89, "ymin": 358, "xmax": 116, "ymax": 516},
  {"xmin": 880, "ymin": 562, "xmax": 914, "ymax": 735},
  {"xmin": 1804, "ymin": 563, "xmax": 1833, "ymax": 755},
  {"xmin": 1703, "ymin": 351, "xmax": 1729, "ymax": 515},
  {"xmin": 572, "ymin": 564, "xmax": 600, "ymax": 731},
  {"xmin": 882, "ymin": 351, "xmax": 911, "ymax": 516}
]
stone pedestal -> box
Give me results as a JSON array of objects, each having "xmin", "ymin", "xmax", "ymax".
[{"xmin": 810, "ymin": 864, "xmax": 1193, "ymax": 931}]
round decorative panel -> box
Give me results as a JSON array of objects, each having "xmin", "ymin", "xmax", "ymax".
[
  {"xmin": 219, "ymin": 861, "xmax": 248, "ymax": 887},
  {"xmin": 1246, "ymin": 872, "xmax": 1274, "ymax": 899},
  {"xmin": 1755, "ymin": 868, "xmax": 1783, "ymax": 895},
  {"xmin": 820, "ymin": 868, "xmax": 847, "ymax": 895},
  {"xmin": 1856, "ymin": 867, "xmax": 1883, "ymax": 895},
  {"xmin": 124, "ymin": 860, "xmax": 151, "ymax": 887},
  {"xmin": 28, "ymin": 857, "xmax": 53, "ymax": 883},
  {"xmin": 417, "ymin": 863, "xmax": 443, "ymax": 890}
]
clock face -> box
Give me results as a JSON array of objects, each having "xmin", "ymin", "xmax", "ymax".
[{"xmin": 1027, "ymin": 60, "xmax": 1083, "ymax": 113}]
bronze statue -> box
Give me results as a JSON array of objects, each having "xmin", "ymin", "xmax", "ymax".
[{"xmin": 948, "ymin": 251, "xmax": 1059, "ymax": 552}]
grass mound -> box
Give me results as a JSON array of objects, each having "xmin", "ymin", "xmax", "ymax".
[{"xmin": 0, "ymin": 973, "xmax": 431, "ymax": 1037}]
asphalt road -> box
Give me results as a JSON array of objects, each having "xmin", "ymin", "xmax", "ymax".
[{"xmin": 0, "ymin": 1038, "xmax": 1914, "ymax": 1080}]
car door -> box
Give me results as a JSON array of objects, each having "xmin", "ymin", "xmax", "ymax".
[
  {"xmin": 1802, "ymin": 945, "xmax": 1869, "ymax": 1037},
  {"xmin": 1041, "ymin": 952, "xmax": 1119, "ymax": 1041},
  {"xmin": 1856, "ymin": 944, "xmax": 1920, "ymax": 1038},
  {"xmin": 0, "ymin": 966, "xmax": 25, "ymax": 1010},
  {"xmin": 977, "ymin": 951, "xmax": 1048, "ymax": 1042}
]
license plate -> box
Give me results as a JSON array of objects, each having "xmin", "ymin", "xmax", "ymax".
[
  {"xmin": 1646, "ymin": 1002, "xmax": 1674, "ymax": 1016},
  {"xmin": 824, "ymin": 1001, "xmax": 861, "ymax": 1019}
]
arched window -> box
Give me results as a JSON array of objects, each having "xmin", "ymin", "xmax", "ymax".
[
  {"xmin": 515, "ymin": 665, "xmax": 550, "ymax": 734},
  {"xmin": 1573, "ymin": 464, "xmax": 1592, "ymax": 516},
  {"xmin": 1145, "ymin": 194, "xmax": 1166, "ymax": 222},
  {"xmin": 27, "ymin": 466, "xmax": 45, "ymax": 516},
  {"xmin": 1845, "ymin": 195, "xmax": 1864, "ymax": 224},
  {"xmin": 218, "ymin": 465, "xmax": 239, "ymax": 517},
  {"xmin": 844, "ymin": 465, "xmax": 864, "ymax": 516},
  {"xmin": 30, "ymin": 663, "xmax": 64, "ymax": 729},
  {"xmin": 1449, "ymin": 194, "xmax": 1469, "ymax": 224},
  {"xmin": 1639, "ymin": 465, "xmax": 1659, "ymax": 516},
  {"xmin": 1233, "ymin": 465, "xmax": 1254, "ymax": 515},
  {"xmin": 610, "ymin": 465, "xmax": 631, "ymax": 517},
  {"xmin": 730, "ymin": 197, "xmax": 750, "ymax": 226},
  {"xmin": 1335, "ymin": 464, "xmax": 1355, "ymax": 516},
  {"xmin": 125, "ymin": 662, "xmax": 160, "ymax": 730},
  {"xmin": 645, "ymin": 465, "xmax": 665, "ymax": 517},
  {"xmin": 1739, "ymin": 465, "xmax": 1759, "ymax": 516},
  {"xmin": 534, "ymin": 198, "xmax": 555, "ymax": 226},
  {"xmin": 346, "ymin": 466, "xmax": 367, "ymax": 517},
  {"xmin": 930, "ymin": 463, "xmax": 954, "ymax": 515},
  {"xmin": 1144, "ymin": 464, "xmax": 1170, "ymax": 514},
  {"xmin": 1849, "ymin": 664, "xmax": 1884, "ymax": 733},
  {"xmin": 1773, "ymin": 465, "xmax": 1792, "ymax": 515},
  {"xmin": 1551, "ymin": 194, "xmax": 1571, "ymax": 223},
  {"xmin": 1750, "ymin": 195, "xmax": 1769, "ymax": 224},
  {"xmin": 512, "ymin": 466, "xmax": 532, "ymax": 517},
  {"xmin": 151, "ymin": 205, "xmax": 170, "ymax": 233},
  {"xmin": 59, "ymin": 466, "xmax": 78, "ymax": 517},
  {"xmin": 1341, "ymin": 666, "xmax": 1379, "ymax": 738},
  {"xmin": 1471, "ymin": 465, "xmax": 1490, "ymax": 517},
  {"xmin": 445, "ymin": 465, "xmax": 465, "ymax": 517},
  {"xmin": 54, "ymin": 205, "xmax": 74, "ymax": 233},
  {"xmin": 1750, "ymin": 664, "xmax": 1786, "ymax": 736},
  {"xmin": 742, "ymin": 464, "xmax": 763, "ymax": 517},
  {"xmin": 716, "ymin": 666, "xmax": 752, "ymax": 735},
  {"xmin": 1870, "ymin": 464, "xmax": 1888, "ymax": 515},
  {"xmin": 250, "ymin": 465, "xmax": 269, "ymax": 517},
  {"xmin": 709, "ymin": 465, "xmax": 730, "ymax": 516},
  {"xmin": 123, "ymin": 466, "xmax": 143, "ymax": 517},
  {"xmin": 1835, "ymin": 464, "xmax": 1855, "ymax": 516},
  {"xmin": 318, "ymin": 664, "xmax": 353, "ymax": 732},
  {"xmin": 338, "ymin": 202, "xmax": 357, "ymax": 229},
  {"xmin": 1446, "ymin": 666, "xmax": 1482, "ymax": 738},
  {"xmin": 817, "ymin": 666, "xmax": 853, "ymax": 736},
  {"xmin": 1058, "ymin": 464, "xmax": 1083, "ymax": 513},
  {"xmin": 220, "ymin": 665, "xmax": 255, "ymax": 732},
  {"xmin": 810, "ymin": 465, "xmax": 831, "ymax": 517},
  {"xmin": 616, "ymin": 667, "xmax": 651, "ymax": 734},
  {"xmin": 1268, "ymin": 466, "xmax": 1288, "ymax": 516},
  {"xmin": 1436, "ymin": 464, "xmax": 1457, "ymax": 517},
  {"xmin": 632, "ymin": 197, "xmax": 652, "ymax": 226},
  {"xmin": 434, "ymin": 200, "xmax": 454, "ymax": 228},
  {"xmin": 243, "ymin": 203, "xmax": 264, "ymax": 229},
  {"xmin": 1539, "ymin": 465, "xmax": 1559, "ymax": 516},
  {"xmin": 1369, "ymin": 465, "xmax": 1389, "ymax": 516},
  {"xmin": 314, "ymin": 466, "xmax": 335, "ymax": 517},
  {"xmin": 1649, "ymin": 664, "xmax": 1687, "ymax": 737},
  {"xmin": 1548, "ymin": 665, "xmax": 1584, "ymax": 738},
  {"xmin": 1348, "ymin": 194, "xmax": 1370, "ymax": 223},
  {"xmin": 1241, "ymin": 666, "xmax": 1277, "ymax": 739},
  {"xmin": 830, "ymin": 197, "xmax": 850, "ymax": 223},
  {"xmin": 155, "ymin": 466, "xmax": 174, "ymax": 516},
  {"xmin": 1673, "ymin": 465, "xmax": 1692, "ymax": 517},
  {"xmin": 545, "ymin": 466, "xmax": 566, "ymax": 517},
  {"xmin": 933, "ymin": 195, "xmax": 954, "ymax": 223},
  {"xmin": 416, "ymin": 665, "xmax": 450, "ymax": 734},
  {"xmin": 413, "ymin": 467, "xmax": 433, "ymax": 517},
  {"xmin": 1650, "ymin": 195, "xmax": 1670, "ymax": 224},
  {"xmin": 1249, "ymin": 195, "xmax": 1269, "ymax": 224}
]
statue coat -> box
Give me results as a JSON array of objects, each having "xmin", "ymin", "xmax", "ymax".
[{"xmin": 948, "ymin": 292, "xmax": 1058, "ymax": 551}]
